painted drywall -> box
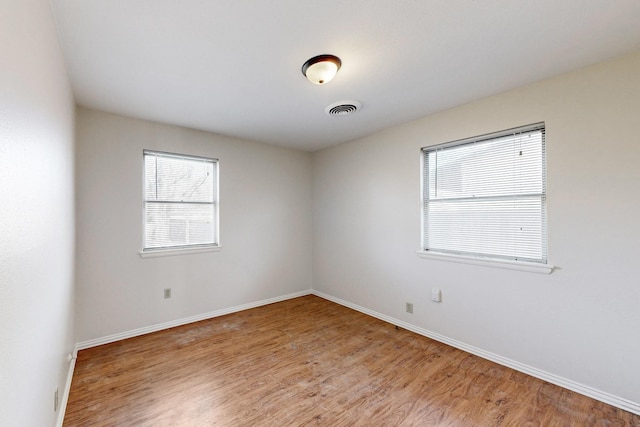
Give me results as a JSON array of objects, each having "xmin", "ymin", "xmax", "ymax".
[
  {"xmin": 75, "ymin": 108, "xmax": 312, "ymax": 342},
  {"xmin": 312, "ymin": 51, "xmax": 640, "ymax": 405},
  {"xmin": 0, "ymin": 0, "xmax": 76, "ymax": 426}
]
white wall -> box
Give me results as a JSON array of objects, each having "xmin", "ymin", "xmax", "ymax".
[
  {"xmin": 75, "ymin": 108, "xmax": 312, "ymax": 342},
  {"xmin": 0, "ymin": 0, "xmax": 76, "ymax": 426},
  {"xmin": 312, "ymin": 51, "xmax": 640, "ymax": 407}
]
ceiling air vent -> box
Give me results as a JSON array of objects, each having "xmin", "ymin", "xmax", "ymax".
[{"xmin": 325, "ymin": 100, "xmax": 361, "ymax": 117}]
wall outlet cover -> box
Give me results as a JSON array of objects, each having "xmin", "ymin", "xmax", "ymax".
[{"xmin": 406, "ymin": 302, "xmax": 414, "ymax": 314}]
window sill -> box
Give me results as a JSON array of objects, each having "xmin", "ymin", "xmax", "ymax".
[
  {"xmin": 416, "ymin": 250, "xmax": 553, "ymax": 274},
  {"xmin": 139, "ymin": 245, "xmax": 221, "ymax": 258}
]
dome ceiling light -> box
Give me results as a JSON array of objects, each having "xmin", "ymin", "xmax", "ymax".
[{"xmin": 301, "ymin": 54, "xmax": 341, "ymax": 85}]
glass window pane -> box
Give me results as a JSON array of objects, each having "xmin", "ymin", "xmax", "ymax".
[
  {"xmin": 145, "ymin": 202, "xmax": 215, "ymax": 249},
  {"xmin": 143, "ymin": 151, "xmax": 218, "ymax": 251},
  {"xmin": 423, "ymin": 124, "xmax": 546, "ymax": 263}
]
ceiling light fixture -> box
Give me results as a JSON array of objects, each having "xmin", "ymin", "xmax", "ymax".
[{"xmin": 301, "ymin": 54, "xmax": 341, "ymax": 85}]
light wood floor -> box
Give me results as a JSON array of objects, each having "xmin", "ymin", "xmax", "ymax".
[{"xmin": 64, "ymin": 295, "xmax": 639, "ymax": 426}]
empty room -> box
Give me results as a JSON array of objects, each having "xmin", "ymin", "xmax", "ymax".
[{"xmin": 2, "ymin": 0, "xmax": 640, "ymax": 426}]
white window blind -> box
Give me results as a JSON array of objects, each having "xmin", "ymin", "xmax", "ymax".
[
  {"xmin": 143, "ymin": 150, "xmax": 218, "ymax": 251},
  {"xmin": 422, "ymin": 123, "xmax": 547, "ymax": 264}
]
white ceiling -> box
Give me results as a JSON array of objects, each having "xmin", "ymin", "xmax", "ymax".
[{"xmin": 52, "ymin": 1, "xmax": 640, "ymax": 152}]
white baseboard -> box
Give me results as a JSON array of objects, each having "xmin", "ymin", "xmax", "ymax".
[
  {"xmin": 311, "ymin": 290, "xmax": 640, "ymax": 416},
  {"xmin": 56, "ymin": 349, "xmax": 77, "ymax": 427},
  {"xmin": 76, "ymin": 290, "xmax": 311, "ymax": 350}
]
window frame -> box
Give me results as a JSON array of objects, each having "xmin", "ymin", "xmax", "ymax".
[
  {"xmin": 418, "ymin": 123, "xmax": 553, "ymax": 274},
  {"xmin": 140, "ymin": 149, "xmax": 220, "ymax": 258}
]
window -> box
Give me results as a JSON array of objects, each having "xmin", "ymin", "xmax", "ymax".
[
  {"xmin": 421, "ymin": 123, "xmax": 548, "ymax": 267},
  {"xmin": 143, "ymin": 150, "xmax": 218, "ymax": 253}
]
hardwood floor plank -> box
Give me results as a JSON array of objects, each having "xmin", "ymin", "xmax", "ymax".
[{"xmin": 64, "ymin": 295, "xmax": 640, "ymax": 426}]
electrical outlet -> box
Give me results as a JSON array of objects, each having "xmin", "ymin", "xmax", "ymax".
[
  {"xmin": 164, "ymin": 288, "xmax": 171, "ymax": 299},
  {"xmin": 406, "ymin": 302, "xmax": 413, "ymax": 314},
  {"xmin": 54, "ymin": 386, "xmax": 59, "ymax": 412}
]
